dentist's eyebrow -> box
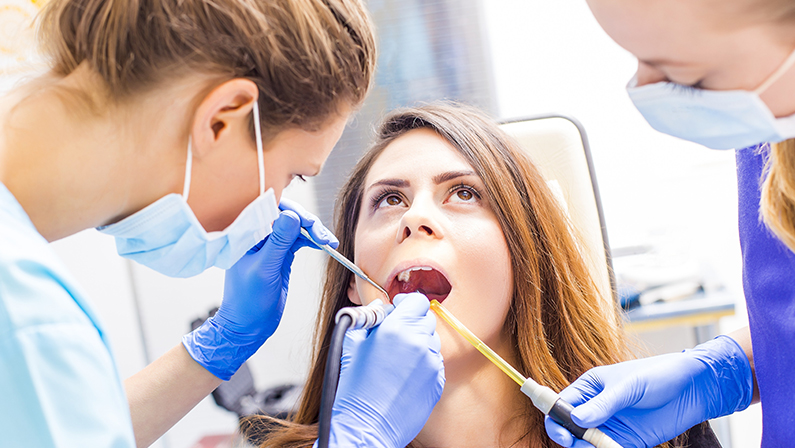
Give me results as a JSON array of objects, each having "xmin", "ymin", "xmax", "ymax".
[{"xmin": 433, "ymin": 170, "xmax": 477, "ymax": 185}]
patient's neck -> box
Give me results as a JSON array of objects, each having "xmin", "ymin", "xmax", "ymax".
[{"xmin": 415, "ymin": 331, "xmax": 527, "ymax": 447}]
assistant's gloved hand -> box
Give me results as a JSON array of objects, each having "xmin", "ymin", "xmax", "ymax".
[
  {"xmin": 183, "ymin": 199, "xmax": 337, "ymax": 380},
  {"xmin": 320, "ymin": 293, "xmax": 445, "ymax": 448},
  {"xmin": 544, "ymin": 336, "xmax": 753, "ymax": 448}
]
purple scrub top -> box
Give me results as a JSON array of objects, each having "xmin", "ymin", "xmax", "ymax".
[{"xmin": 737, "ymin": 144, "xmax": 795, "ymax": 446}]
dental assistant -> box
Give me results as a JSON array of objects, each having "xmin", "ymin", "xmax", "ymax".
[
  {"xmin": 0, "ymin": 1, "xmax": 444, "ymax": 447},
  {"xmin": 544, "ymin": 0, "xmax": 795, "ymax": 447}
]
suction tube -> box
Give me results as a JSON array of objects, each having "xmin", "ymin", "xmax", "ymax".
[
  {"xmin": 429, "ymin": 300, "xmax": 623, "ymax": 448},
  {"xmin": 317, "ymin": 301, "xmax": 394, "ymax": 448}
]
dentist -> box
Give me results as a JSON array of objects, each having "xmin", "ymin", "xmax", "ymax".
[
  {"xmin": 546, "ymin": 0, "xmax": 795, "ymax": 447},
  {"xmin": 0, "ymin": 0, "xmax": 443, "ymax": 447}
]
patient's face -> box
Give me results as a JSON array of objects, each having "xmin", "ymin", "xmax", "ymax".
[{"xmin": 349, "ymin": 128, "xmax": 515, "ymax": 369}]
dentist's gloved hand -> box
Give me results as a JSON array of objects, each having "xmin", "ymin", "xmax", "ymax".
[
  {"xmin": 544, "ymin": 336, "xmax": 753, "ymax": 448},
  {"xmin": 321, "ymin": 293, "xmax": 445, "ymax": 448},
  {"xmin": 183, "ymin": 199, "xmax": 337, "ymax": 380}
]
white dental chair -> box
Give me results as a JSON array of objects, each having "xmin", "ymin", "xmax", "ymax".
[
  {"xmin": 500, "ymin": 115, "xmax": 726, "ymax": 448},
  {"xmin": 499, "ymin": 115, "xmax": 615, "ymax": 307}
]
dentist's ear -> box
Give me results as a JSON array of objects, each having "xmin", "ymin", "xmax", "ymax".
[
  {"xmin": 191, "ymin": 78, "xmax": 259, "ymax": 158},
  {"xmin": 347, "ymin": 274, "xmax": 363, "ymax": 305}
]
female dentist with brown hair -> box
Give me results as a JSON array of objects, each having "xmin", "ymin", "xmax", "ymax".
[
  {"xmin": 546, "ymin": 0, "xmax": 795, "ymax": 447},
  {"xmin": 0, "ymin": 0, "xmax": 443, "ymax": 447}
]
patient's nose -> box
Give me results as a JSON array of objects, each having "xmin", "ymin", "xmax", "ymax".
[{"xmin": 397, "ymin": 195, "xmax": 443, "ymax": 243}]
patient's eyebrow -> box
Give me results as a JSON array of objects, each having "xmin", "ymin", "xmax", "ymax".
[
  {"xmin": 433, "ymin": 170, "xmax": 477, "ymax": 184},
  {"xmin": 366, "ymin": 178, "xmax": 410, "ymax": 192}
]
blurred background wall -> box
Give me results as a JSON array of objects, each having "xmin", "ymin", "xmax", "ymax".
[
  {"xmin": 0, "ymin": 0, "xmax": 759, "ymax": 447},
  {"xmin": 312, "ymin": 0, "xmax": 496, "ymax": 227}
]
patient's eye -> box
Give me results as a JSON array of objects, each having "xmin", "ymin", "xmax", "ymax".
[
  {"xmin": 384, "ymin": 195, "xmax": 403, "ymax": 206},
  {"xmin": 447, "ymin": 184, "xmax": 480, "ymax": 203},
  {"xmin": 456, "ymin": 190, "xmax": 473, "ymax": 201},
  {"xmin": 373, "ymin": 191, "xmax": 406, "ymax": 209}
]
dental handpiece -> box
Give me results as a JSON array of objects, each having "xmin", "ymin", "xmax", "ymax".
[
  {"xmin": 429, "ymin": 300, "xmax": 623, "ymax": 448},
  {"xmin": 300, "ymin": 228, "xmax": 389, "ymax": 299}
]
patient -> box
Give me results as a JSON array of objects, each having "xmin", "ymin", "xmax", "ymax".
[{"xmin": 249, "ymin": 103, "xmax": 719, "ymax": 447}]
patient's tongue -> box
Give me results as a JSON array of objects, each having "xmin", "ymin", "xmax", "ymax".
[{"xmin": 399, "ymin": 270, "xmax": 451, "ymax": 302}]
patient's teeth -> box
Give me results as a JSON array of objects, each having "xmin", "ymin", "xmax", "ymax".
[{"xmin": 397, "ymin": 266, "xmax": 435, "ymax": 282}]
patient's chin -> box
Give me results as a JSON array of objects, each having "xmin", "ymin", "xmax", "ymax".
[{"xmin": 436, "ymin": 324, "xmax": 491, "ymax": 381}]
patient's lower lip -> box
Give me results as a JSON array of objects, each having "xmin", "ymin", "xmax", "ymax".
[
  {"xmin": 395, "ymin": 289, "xmax": 448, "ymax": 304},
  {"xmin": 387, "ymin": 290, "xmax": 448, "ymax": 302}
]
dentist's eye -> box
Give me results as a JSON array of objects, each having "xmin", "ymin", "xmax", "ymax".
[{"xmin": 670, "ymin": 79, "xmax": 704, "ymax": 93}]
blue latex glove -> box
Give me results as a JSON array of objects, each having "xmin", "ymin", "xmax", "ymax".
[
  {"xmin": 183, "ymin": 199, "xmax": 337, "ymax": 380},
  {"xmin": 544, "ymin": 336, "xmax": 753, "ymax": 448},
  {"xmin": 318, "ymin": 293, "xmax": 445, "ymax": 448}
]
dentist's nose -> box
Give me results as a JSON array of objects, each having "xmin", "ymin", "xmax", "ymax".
[
  {"xmin": 634, "ymin": 60, "xmax": 667, "ymax": 87},
  {"xmin": 396, "ymin": 194, "xmax": 443, "ymax": 243}
]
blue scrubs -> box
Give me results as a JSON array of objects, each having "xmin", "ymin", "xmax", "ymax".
[
  {"xmin": 737, "ymin": 145, "xmax": 795, "ymax": 446},
  {"xmin": 0, "ymin": 183, "xmax": 135, "ymax": 447}
]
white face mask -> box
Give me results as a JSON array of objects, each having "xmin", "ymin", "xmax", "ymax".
[
  {"xmin": 98, "ymin": 101, "xmax": 280, "ymax": 278},
  {"xmin": 627, "ymin": 48, "xmax": 795, "ymax": 150}
]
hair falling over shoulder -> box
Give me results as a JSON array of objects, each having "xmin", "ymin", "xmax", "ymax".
[
  {"xmin": 36, "ymin": 0, "xmax": 375, "ymax": 130},
  {"xmin": 762, "ymin": 139, "xmax": 795, "ymax": 252},
  {"xmin": 248, "ymin": 102, "xmax": 636, "ymax": 448}
]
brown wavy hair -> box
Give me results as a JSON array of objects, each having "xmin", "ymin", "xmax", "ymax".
[
  {"xmin": 36, "ymin": 0, "xmax": 375, "ymax": 131},
  {"xmin": 244, "ymin": 102, "xmax": 633, "ymax": 447}
]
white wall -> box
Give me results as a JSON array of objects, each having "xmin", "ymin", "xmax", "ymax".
[{"xmin": 481, "ymin": 0, "xmax": 760, "ymax": 445}]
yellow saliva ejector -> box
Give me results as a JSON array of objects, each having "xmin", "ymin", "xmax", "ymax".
[{"xmin": 429, "ymin": 300, "xmax": 623, "ymax": 448}]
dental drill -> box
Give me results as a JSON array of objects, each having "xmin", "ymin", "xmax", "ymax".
[
  {"xmin": 430, "ymin": 300, "xmax": 623, "ymax": 448},
  {"xmin": 300, "ymin": 227, "xmax": 393, "ymax": 448}
]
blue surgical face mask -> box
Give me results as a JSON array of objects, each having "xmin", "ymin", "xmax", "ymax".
[
  {"xmin": 627, "ymin": 48, "xmax": 795, "ymax": 150},
  {"xmin": 98, "ymin": 101, "xmax": 280, "ymax": 278}
]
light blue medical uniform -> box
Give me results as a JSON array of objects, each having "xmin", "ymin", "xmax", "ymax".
[{"xmin": 0, "ymin": 183, "xmax": 135, "ymax": 447}]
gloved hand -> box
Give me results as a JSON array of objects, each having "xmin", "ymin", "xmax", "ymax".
[
  {"xmin": 544, "ymin": 335, "xmax": 753, "ymax": 448},
  {"xmin": 320, "ymin": 293, "xmax": 445, "ymax": 448},
  {"xmin": 183, "ymin": 199, "xmax": 337, "ymax": 380}
]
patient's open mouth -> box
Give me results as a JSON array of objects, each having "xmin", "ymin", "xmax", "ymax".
[{"xmin": 388, "ymin": 266, "xmax": 452, "ymax": 303}]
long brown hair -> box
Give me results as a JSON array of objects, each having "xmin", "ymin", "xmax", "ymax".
[
  {"xmin": 36, "ymin": 0, "xmax": 375, "ymax": 131},
  {"xmin": 250, "ymin": 103, "xmax": 630, "ymax": 447}
]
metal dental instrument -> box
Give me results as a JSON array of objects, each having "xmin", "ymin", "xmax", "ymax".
[
  {"xmin": 300, "ymin": 228, "xmax": 389, "ymax": 299},
  {"xmin": 429, "ymin": 300, "xmax": 623, "ymax": 448}
]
